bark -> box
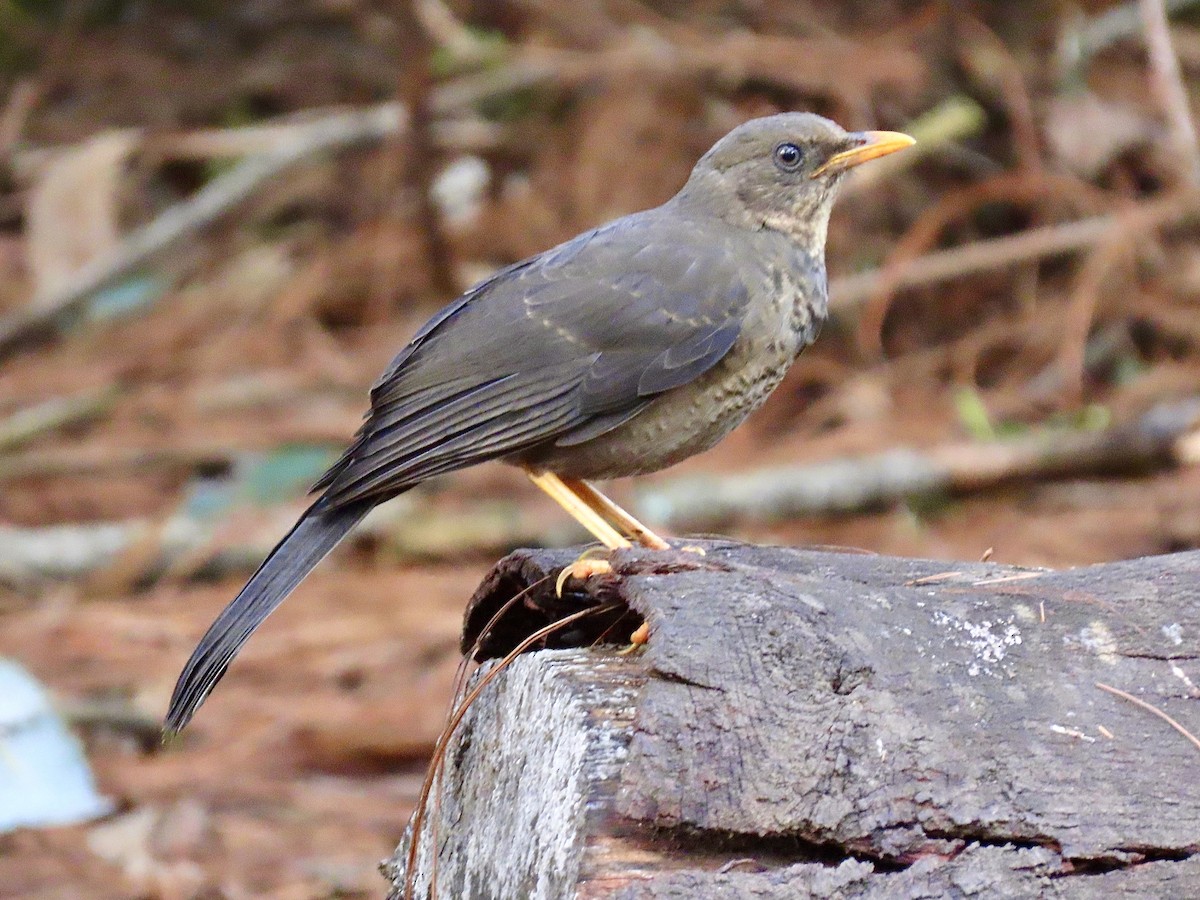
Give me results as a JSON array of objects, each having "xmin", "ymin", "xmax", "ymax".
[{"xmin": 386, "ymin": 542, "xmax": 1200, "ymax": 899}]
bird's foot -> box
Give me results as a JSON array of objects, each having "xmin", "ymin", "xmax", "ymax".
[
  {"xmin": 618, "ymin": 620, "xmax": 651, "ymax": 655},
  {"xmin": 676, "ymin": 544, "xmax": 706, "ymax": 555},
  {"xmin": 555, "ymin": 548, "xmax": 615, "ymax": 596}
]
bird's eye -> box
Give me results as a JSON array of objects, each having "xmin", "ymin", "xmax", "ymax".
[{"xmin": 773, "ymin": 142, "xmax": 804, "ymax": 172}]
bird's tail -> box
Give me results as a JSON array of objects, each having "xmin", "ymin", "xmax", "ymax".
[{"xmin": 164, "ymin": 500, "xmax": 371, "ymax": 734}]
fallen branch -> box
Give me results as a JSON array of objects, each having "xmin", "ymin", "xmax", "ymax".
[
  {"xmin": 0, "ymin": 517, "xmax": 204, "ymax": 586},
  {"xmin": 389, "ymin": 544, "xmax": 1200, "ymax": 896},
  {"xmin": 0, "ymin": 385, "xmax": 118, "ymax": 453},
  {"xmin": 1139, "ymin": 0, "xmax": 1200, "ymax": 185},
  {"xmin": 4, "ymin": 399, "xmax": 1199, "ymax": 587},
  {"xmin": 61, "ymin": 699, "xmax": 163, "ymax": 752},
  {"xmin": 635, "ymin": 396, "xmax": 1200, "ymax": 530},
  {"xmin": 0, "ymin": 497, "xmax": 567, "ymax": 590},
  {"xmin": 0, "ymin": 445, "xmax": 237, "ymax": 482},
  {"xmin": 829, "ymin": 190, "xmax": 1200, "ymax": 312},
  {"xmin": 0, "ymin": 104, "xmax": 407, "ymax": 359}
]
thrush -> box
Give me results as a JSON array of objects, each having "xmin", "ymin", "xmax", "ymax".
[{"xmin": 165, "ymin": 113, "xmax": 914, "ymax": 732}]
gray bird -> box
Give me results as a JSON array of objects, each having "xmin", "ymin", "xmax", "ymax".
[{"xmin": 165, "ymin": 112, "xmax": 914, "ymax": 732}]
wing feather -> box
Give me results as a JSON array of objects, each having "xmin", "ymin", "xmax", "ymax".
[
  {"xmin": 312, "ymin": 210, "xmax": 768, "ymax": 507},
  {"xmin": 321, "ymin": 362, "xmax": 590, "ymax": 506}
]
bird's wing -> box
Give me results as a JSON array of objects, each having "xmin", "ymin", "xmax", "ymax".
[
  {"xmin": 165, "ymin": 216, "xmax": 756, "ymax": 732},
  {"xmin": 316, "ymin": 212, "xmax": 755, "ymax": 508}
]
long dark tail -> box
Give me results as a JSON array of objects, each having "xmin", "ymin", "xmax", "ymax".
[{"xmin": 164, "ymin": 500, "xmax": 371, "ymax": 734}]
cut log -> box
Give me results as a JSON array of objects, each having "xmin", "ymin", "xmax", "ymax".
[{"xmin": 384, "ymin": 542, "xmax": 1200, "ymax": 899}]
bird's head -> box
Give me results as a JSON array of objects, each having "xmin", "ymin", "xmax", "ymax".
[{"xmin": 676, "ymin": 112, "xmax": 915, "ymax": 248}]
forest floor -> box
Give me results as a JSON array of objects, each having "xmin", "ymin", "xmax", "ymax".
[{"xmin": 2, "ymin": 2, "xmax": 1200, "ymax": 896}]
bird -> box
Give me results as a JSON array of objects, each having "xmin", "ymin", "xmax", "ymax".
[{"xmin": 165, "ymin": 112, "xmax": 914, "ymax": 733}]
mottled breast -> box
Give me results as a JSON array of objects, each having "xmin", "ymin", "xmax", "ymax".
[{"xmin": 523, "ymin": 236, "xmax": 828, "ymax": 480}]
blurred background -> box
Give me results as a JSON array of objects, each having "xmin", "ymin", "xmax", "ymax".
[{"xmin": 2, "ymin": 0, "xmax": 1200, "ymax": 896}]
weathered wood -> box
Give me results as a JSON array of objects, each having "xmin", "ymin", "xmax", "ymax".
[{"xmin": 385, "ymin": 542, "xmax": 1200, "ymax": 898}]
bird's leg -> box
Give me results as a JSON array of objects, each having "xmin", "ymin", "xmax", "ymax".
[
  {"xmin": 618, "ymin": 620, "xmax": 652, "ymax": 655},
  {"xmin": 526, "ymin": 472, "xmax": 674, "ymax": 648},
  {"xmin": 562, "ymin": 478, "xmax": 669, "ymax": 550},
  {"xmin": 525, "ymin": 470, "xmax": 632, "ymax": 550},
  {"xmin": 560, "ymin": 479, "xmax": 702, "ymax": 649},
  {"xmin": 526, "ymin": 470, "xmax": 628, "ymax": 594},
  {"xmin": 560, "ymin": 479, "xmax": 705, "ymax": 555},
  {"xmin": 559, "ymin": 476, "xmax": 671, "ymax": 550}
]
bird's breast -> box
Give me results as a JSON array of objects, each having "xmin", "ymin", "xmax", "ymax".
[{"xmin": 519, "ymin": 263, "xmax": 827, "ymax": 480}]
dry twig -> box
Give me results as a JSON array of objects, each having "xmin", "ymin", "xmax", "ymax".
[
  {"xmin": 1057, "ymin": 226, "xmax": 1137, "ymax": 403},
  {"xmin": 852, "ymin": 170, "xmax": 1108, "ymax": 357},
  {"xmin": 1139, "ymin": 0, "xmax": 1200, "ymax": 184},
  {"xmin": 954, "ymin": 14, "xmax": 1043, "ymax": 172},
  {"xmin": 0, "ymin": 104, "xmax": 407, "ymax": 359},
  {"xmin": 830, "ymin": 189, "xmax": 1200, "ymax": 315},
  {"xmin": 0, "ymin": 385, "xmax": 118, "ymax": 453},
  {"xmin": 1096, "ymin": 681, "xmax": 1200, "ymax": 754}
]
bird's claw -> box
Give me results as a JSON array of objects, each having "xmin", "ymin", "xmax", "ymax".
[{"xmin": 555, "ymin": 555, "xmax": 614, "ymax": 596}]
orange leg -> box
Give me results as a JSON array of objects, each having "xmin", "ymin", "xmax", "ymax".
[
  {"xmin": 525, "ymin": 470, "xmax": 631, "ymax": 550},
  {"xmin": 525, "ymin": 471, "xmax": 668, "ymax": 647},
  {"xmin": 559, "ymin": 476, "xmax": 670, "ymax": 550}
]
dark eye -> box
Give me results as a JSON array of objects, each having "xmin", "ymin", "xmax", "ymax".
[{"xmin": 773, "ymin": 142, "xmax": 804, "ymax": 172}]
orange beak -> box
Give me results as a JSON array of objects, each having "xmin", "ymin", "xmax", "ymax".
[{"xmin": 812, "ymin": 130, "xmax": 916, "ymax": 178}]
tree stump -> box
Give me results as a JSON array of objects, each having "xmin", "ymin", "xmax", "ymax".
[{"xmin": 384, "ymin": 541, "xmax": 1200, "ymax": 898}]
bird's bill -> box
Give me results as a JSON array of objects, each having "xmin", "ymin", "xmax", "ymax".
[{"xmin": 812, "ymin": 131, "xmax": 916, "ymax": 177}]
